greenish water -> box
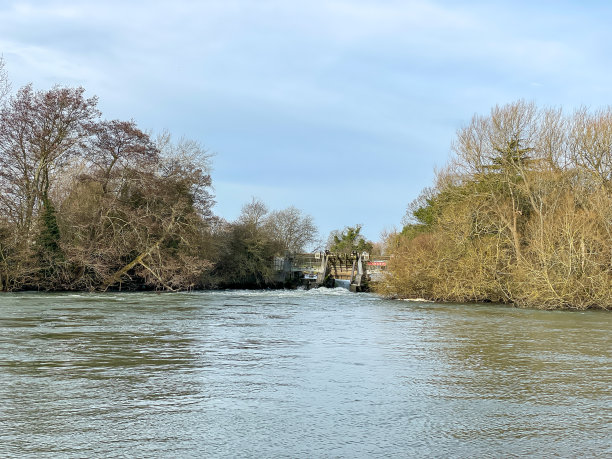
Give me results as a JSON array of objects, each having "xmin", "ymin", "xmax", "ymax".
[{"xmin": 0, "ymin": 289, "xmax": 610, "ymax": 457}]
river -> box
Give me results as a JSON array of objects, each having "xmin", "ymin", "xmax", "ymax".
[{"xmin": 0, "ymin": 289, "xmax": 610, "ymax": 457}]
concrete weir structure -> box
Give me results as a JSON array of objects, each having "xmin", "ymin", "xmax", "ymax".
[{"xmin": 273, "ymin": 252, "xmax": 378, "ymax": 292}]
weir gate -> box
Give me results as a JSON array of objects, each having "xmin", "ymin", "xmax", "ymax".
[{"xmin": 272, "ymin": 252, "xmax": 389, "ymax": 292}]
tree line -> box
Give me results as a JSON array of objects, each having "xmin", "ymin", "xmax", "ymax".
[
  {"xmin": 379, "ymin": 100, "xmax": 612, "ymax": 310},
  {"xmin": 0, "ymin": 60, "xmax": 329, "ymax": 291}
]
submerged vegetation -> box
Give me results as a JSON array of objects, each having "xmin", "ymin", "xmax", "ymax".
[{"xmin": 379, "ymin": 100, "xmax": 612, "ymax": 310}]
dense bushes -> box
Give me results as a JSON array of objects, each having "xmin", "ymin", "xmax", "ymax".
[
  {"xmin": 0, "ymin": 75, "xmax": 315, "ymax": 291},
  {"xmin": 0, "ymin": 82, "xmax": 216, "ymax": 291},
  {"xmin": 380, "ymin": 101, "xmax": 612, "ymax": 310}
]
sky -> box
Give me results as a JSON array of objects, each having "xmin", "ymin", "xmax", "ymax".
[{"xmin": 2, "ymin": 0, "xmax": 612, "ymax": 243}]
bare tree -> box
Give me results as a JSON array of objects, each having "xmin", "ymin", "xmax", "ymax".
[
  {"xmin": 90, "ymin": 134, "xmax": 214, "ymax": 291},
  {"xmin": 157, "ymin": 134, "xmax": 214, "ymax": 219},
  {"xmin": 0, "ymin": 85, "xmax": 99, "ymax": 233},
  {"xmin": 0, "ymin": 57, "xmax": 9, "ymax": 103},
  {"xmin": 265, "ymin": 206, "xmax": 317, "ymax": 253},
  {"xmin": 451, "ymin": 100, "xmax": 554, "ymax": 261},
  {"xmin": 88, "ymin": 119, "xmax": 159, "ymax": 193},
  {"xmin": 238, "ymin": 197, "xmax": 269, "ymax": 227},
  {"xmin": 569, "ymin": 107, "xmax": 612, "ymax": 190}
]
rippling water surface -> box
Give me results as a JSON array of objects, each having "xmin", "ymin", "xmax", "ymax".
[{"xmin": 0, "ymin": 289, "xmax": 610, "ymax": 457}]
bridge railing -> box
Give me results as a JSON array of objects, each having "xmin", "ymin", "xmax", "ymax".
[{"xmin": 273, "ymin": 253, "xmax": 391, "ymax": 275}]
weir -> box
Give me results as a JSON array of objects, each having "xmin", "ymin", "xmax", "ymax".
[
  {"xmin": 334, "ymin": 279, "xmax": 351, "ymax": 289},
  {"xmin": 273, "ymin": 252, "xmax": 388, "ymax": 292}
]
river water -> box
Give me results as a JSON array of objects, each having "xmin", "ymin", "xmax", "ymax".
[{"xmin": 0, "ymin": 289, "xmax": 610, "ymax": 458}]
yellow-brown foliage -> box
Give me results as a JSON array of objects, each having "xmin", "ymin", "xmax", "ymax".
[{"xmin": 382, "ymin": 101, "xmax": 612, "ymax": 310}]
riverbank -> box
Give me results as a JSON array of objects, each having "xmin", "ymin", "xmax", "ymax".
[{"xmin": 373, "ymin": 285, "xmax": 612, "ymax": 311}]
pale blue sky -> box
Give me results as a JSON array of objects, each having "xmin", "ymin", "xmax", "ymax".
[{"xmin": 2, "ymin": 0, "xmax": 612, "ymax": 241}]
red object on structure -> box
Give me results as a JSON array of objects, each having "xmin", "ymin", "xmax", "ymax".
[{"xmin": 368, "ymin": 261, "xmax": 387, "ymax": 266}]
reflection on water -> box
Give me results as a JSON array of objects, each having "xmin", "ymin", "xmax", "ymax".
[{"xmin": 0, "ymin": 290, "xmax": 610, "ymax": 457}]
